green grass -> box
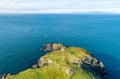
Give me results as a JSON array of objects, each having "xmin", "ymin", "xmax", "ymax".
[
  {"xmin": 6, "ymin": 47, "xmax": 97, "ymax": 79},
  {"xmin": 6, "ymin": 66, "xmax": 69, "ymax": 79}
]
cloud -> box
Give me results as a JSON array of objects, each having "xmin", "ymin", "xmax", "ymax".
[{"xmin": 0, "ymin": 0, "xmax": 120, "ymax": 13}]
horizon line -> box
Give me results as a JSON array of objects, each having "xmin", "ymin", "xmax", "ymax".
[{"xmin": 0, "ymin": 11, "xmax": 120, "ymax": 14}]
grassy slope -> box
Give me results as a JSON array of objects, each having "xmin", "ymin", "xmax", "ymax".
[{"xmin": 6, "ymin": 47, "xmax": 97, "ymax": 79}]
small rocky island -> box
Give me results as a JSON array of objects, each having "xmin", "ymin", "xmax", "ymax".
[{"xmin": 2, "ymin": 43, "xmax": 108, "ymax": 79}]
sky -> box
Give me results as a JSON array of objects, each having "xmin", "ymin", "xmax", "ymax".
[{"xmin": 0, "ymin": 0, "xmax": 120, "ymax": 13}]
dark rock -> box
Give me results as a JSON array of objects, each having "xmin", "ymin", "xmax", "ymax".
[
  {"xmin": 81, "ymin": 55, "xmax": 109, "ymax": 77},
  {"xmin": 40, "ymin": 43, "xmax": 66, "ymax": 52},
  {"xmin": 0, "ymin": 74, "xmax": 10, "ymax": 79}
]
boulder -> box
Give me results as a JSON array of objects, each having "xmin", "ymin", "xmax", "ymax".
[{"xmin": 40, "ymin": 43, "xmax": 66, "ymax": 52}]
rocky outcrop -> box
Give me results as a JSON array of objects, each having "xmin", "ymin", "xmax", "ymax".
[
  {"xmin": 33, "ymin": 43, "xmax": 66, "ymax": 69},
  {"xmin": 38, "ymin": 58, "xmax": 53, "ymax": 68},
  {"xmin": 0, "ymin": 74, "xmax": 10, "ymax": 79},
  {"xmin": 40, "ymin": 43, "xmax": 66, "ymax": 52},
  {"xmin": 81, "ymin": 55, "xmax": 108, "ymax": 77},
  {"xmin": 33, "ymin": 58, "xmax": 53, "ymax": 68}
]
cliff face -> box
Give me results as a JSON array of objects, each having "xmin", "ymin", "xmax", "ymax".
[
  {"xmin": 81, "ymin": 55, "xmax": 108, "ymax": 77},
  {"xmin": 5, "ymin": 43, "xmax": 108, "ymax": 79}
]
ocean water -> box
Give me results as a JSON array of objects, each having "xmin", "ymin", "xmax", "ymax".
[{"xmin": 0, "ymin": 14, "xmax": 120, "ymax": 79}]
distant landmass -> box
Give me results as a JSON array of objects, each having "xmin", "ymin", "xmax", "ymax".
[{"xmin": 72, "ymin": 11, "xmax": 116, "ymax": 14}]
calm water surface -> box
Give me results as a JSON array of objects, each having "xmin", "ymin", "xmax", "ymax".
[{"xmin": 0, "ymin": 14, "xmax": 120, "ymax": 79}]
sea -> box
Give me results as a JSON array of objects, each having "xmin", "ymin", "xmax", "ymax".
[{"xmin": 0, "ymin": 14, "xmax": 120, "ymax": 79}]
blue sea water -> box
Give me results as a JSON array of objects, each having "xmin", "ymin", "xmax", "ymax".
[{"xmin": 0, "ymin": 14, "xmax": 120, "ymax": 79}]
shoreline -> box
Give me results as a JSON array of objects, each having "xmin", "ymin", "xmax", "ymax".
[{"xmin": 2, "ymin": 43, "xmax": 109, "ymax": 79}]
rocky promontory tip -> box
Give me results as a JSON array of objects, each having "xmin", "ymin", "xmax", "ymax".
[
  {"xmin": 33, "ymin": 43, "xmax": 67, "ymax": 69},
  {"xmin": 40, "ymin": 43, "xmax": 67, "ymax": 52}
]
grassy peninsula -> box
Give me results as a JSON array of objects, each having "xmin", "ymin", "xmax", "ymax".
[{"xmin": 4, "ymin": 43, "xmax": 108, "ymax": 79}]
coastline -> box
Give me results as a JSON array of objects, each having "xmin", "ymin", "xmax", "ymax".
[{"xmin": 2, "ymin": 43, "xmax": 108, "ymax": 79}]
